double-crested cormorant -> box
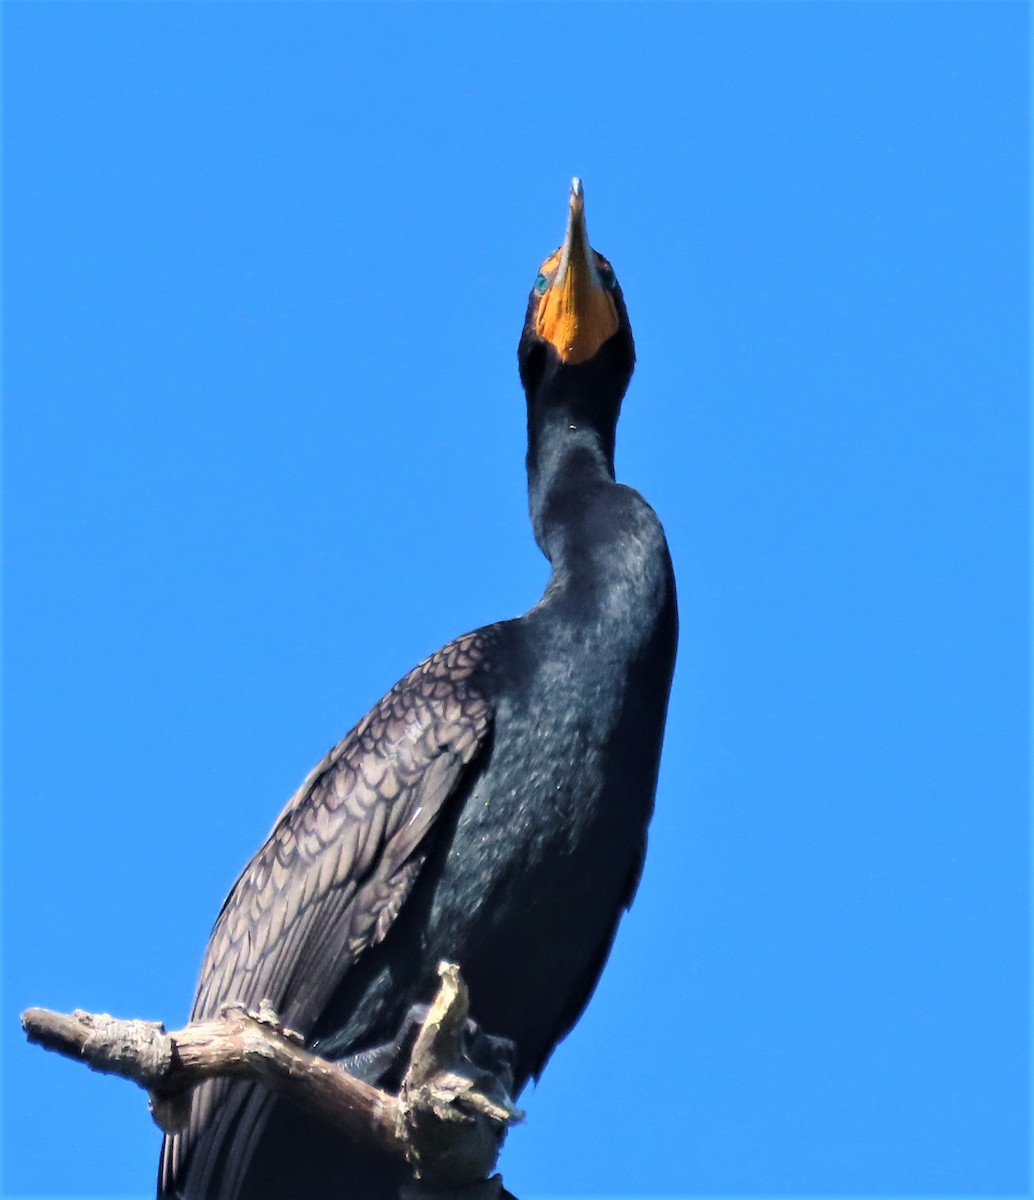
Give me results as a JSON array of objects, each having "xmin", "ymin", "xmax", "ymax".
[{"xmin": 159, "ymin": 179, "xmax": 677, "ymax": 1199}]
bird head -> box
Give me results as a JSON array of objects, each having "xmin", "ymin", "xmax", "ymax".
[{"xmin": 518, "ymin": 179, "xmax": 635, "ymax": 401}]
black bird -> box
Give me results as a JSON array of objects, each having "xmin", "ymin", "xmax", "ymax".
[{"xmin": 159, "ymin": 179, "xmax": 677, "ymax": 1199}]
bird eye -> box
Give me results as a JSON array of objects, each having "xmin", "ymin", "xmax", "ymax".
[
  {"xmin": 534, "ymin": 273, "xmax": 550, "ymax": 295},
  {"xmin": 598, "ymin": 264, "xmax": 617, "ymax": 290}
]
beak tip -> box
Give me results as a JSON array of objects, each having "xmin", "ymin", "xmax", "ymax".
[{"xmin": 569, "ymin": 177, "xmax": 585, "ymax": 220}]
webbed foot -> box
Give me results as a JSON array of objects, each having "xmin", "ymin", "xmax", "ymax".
[{"xmin": 342, "ymin": 1002, "xmax": 516, "ymax": 1099}]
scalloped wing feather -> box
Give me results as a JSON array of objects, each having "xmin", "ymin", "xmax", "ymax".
[{"xmin": 159, "ymin": 630, "xmax": 492, "ymax": 1197}]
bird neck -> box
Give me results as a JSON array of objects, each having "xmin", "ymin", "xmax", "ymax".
[{"xmin": 525, "ymin": 395, "xmax": 618, "ymax": 563}]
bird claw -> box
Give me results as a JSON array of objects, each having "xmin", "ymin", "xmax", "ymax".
[{"xmin": 219, "ymin": 999, "xmax": 304, "ymax": 1044}]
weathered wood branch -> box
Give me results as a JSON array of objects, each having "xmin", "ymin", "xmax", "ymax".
[{"xmin": 21, "ymin": 961, "xmax": 521, "ymax": 1198}]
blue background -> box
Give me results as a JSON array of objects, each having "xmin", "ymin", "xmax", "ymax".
[{"xmin": 3, "ymin": 2, "xmax": 1028, "ymax": 1197}]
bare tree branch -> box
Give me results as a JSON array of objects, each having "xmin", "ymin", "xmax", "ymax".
[{"xmin": 21, "ymin": 961, "xmax": 521, "ymax": 1197}]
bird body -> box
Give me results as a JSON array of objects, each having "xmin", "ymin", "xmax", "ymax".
[{"xmin": 160, "ymin": 180, "xmax": 677, "ymax": 1199}]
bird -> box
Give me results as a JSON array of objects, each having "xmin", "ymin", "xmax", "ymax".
[{"xmin": 159, "ymin": 178, "xmax": 678, "ymax": 1199}]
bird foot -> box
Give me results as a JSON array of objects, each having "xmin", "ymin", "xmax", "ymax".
[
  {"xmin": 218, "ymin": 999, "xmax": 304, "ymax": 1045},
  {"xmin": 342, "ymin": 1002, "xmax": 517, "ymax": 1099}
]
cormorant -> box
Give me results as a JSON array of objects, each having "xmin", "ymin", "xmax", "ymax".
[{"xmin": 159, "ymin": 179, "xmax": 677, "ymax": 1199}]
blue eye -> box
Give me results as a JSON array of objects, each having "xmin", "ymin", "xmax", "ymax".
[{"xmin": 534, "ymin": 273, "xmax": 550, "ymax": 295}]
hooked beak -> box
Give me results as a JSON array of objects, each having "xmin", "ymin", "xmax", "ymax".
[{"xmin": 535, "ymin": 178, "xmax": 619, "ymax": 364}]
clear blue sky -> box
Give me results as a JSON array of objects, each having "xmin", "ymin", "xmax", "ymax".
[{"xmin": 4, "ymin": 3, "xmax": 1027, "ymax": 1197}]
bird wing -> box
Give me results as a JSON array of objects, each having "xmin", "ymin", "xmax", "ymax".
[{"xmin": 159, "ymin": 629, "xmax": 493, "ymax": 1196}]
